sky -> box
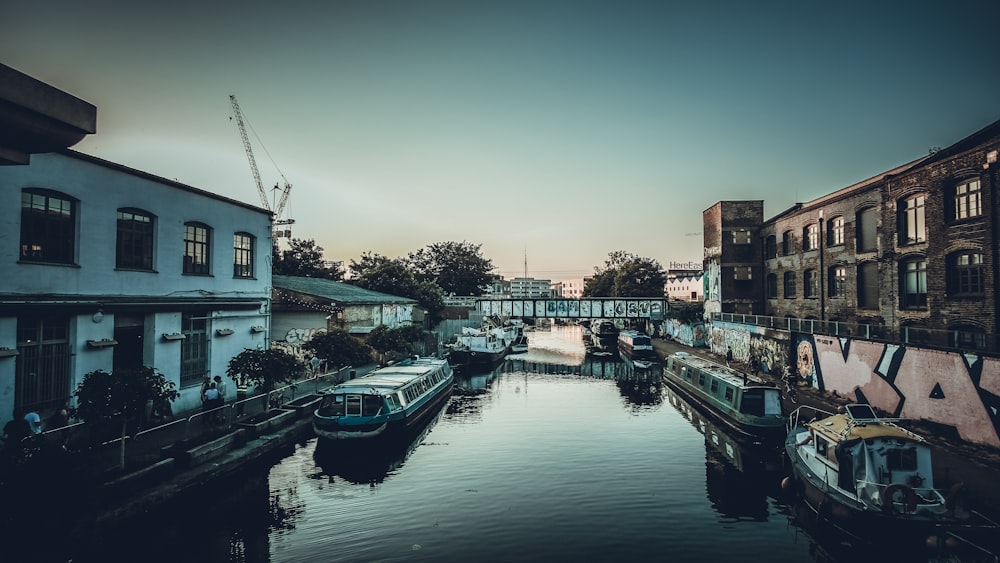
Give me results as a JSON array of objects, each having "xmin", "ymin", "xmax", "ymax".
[{"xmin": 4, "ymin": 1, "xmax": 999, "ymax": 281}]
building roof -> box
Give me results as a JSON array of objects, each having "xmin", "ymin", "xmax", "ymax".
[{"xmin": 272, "ymin": 275, "xmax": 418, "ymax": 306}]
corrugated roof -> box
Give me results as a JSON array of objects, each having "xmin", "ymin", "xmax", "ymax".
[{"xmin": 272, "ymin": 275, "xmax": 417, "ymax": 305}]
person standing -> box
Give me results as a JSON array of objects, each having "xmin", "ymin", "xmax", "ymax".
[
  {"xmin": 213, "ymin": 375, "xmax": 227, "ymax": 403},
  {"xmin": 24, "ymin": 410, "xmax": 42, "ymax": 434},
  {"xmin": 725, "ymin": 346, "xmax": 734, "ymax": 367}
]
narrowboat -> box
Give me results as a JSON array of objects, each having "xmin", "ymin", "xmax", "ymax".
[
  {"xmin": 617, "ymin": 330, "xmax": 657, "ymax": 361},
  {"xmin": 662, "ymin": 352, "xmax": 784, "ymax": 440},
  {"xmin": 313, "ymin": 356, "xmax": 454, "ymax": 440},
  {"xmin": 784, "ymin": 404, "xmax": 999, "ymax": 549},
  {"xmin": 446, "ymin": 317, "xmax": 518, "ymax": 369}
]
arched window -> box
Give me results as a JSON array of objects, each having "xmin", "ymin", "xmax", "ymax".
[
  {"xmin": 766, "ymin": 273, "xmax": 778, "ymax": 298},
  {"xmin": 765, "ymin": 235, "xmax": 777, "ymax": 259},
  {"xmin": 898, "ymin": 194, "xmax": 926, "ymax": 245},
  {"xmin": 804, "ymin": 269, "xmax": 818, "ymax": 298},
  {"xmin": 856, "ymin": 207, "xmax": 877, "ymax": 252},
  {"xmin": 826, "ymin": 216, "xmax": 844, "ymax": 246},
  {"xmin": 900, "ymin": 258, "xmax": 927, "ymax": 308},
  {"xmin": 783, "ymin": 271, "xmax": 796, "ymax": 298},
  {"xmin": 947, "ymin": 179, "xmax": 982, "ymax": 222},
  {"xmin": 946, "ymin": 251, "xmax": 984, "ymax": 296},
  {"xmin": 20, "ymin": 188, "xmax": 77, "ymax": 264},
  {"xmin": 828, "ymin": 266, "xmax": 846, "ymax": 298},
  {"xmin": 183, "ymin": 222, "xmax": 212, "ymax": 275},
  {"xmin": 116, "ymin": 208, "xmax": 155, "ymax": 270},
  {"xmin": 857, "ymin": 262, "xmax": 879, "ymax": 309},
  {"xmin": 803, "ymin": 224, "xmax": 819, "ymax": 251},
  {"xmin": 782, "ymin": 230, "xmax": 794, "ymax": 256}
]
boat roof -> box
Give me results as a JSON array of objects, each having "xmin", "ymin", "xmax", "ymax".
[
  {"xmin": 332, "ymin": 358, "xmax": 449, "ymax": 393},
  {"xmin": 668, "ymin": 352, "xmax": 769, "ymax": 388},
  {"xmin": 807, "ymin": 404, "xmax": 925, "ymax": 443}
]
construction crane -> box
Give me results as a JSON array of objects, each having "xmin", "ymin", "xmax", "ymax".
[{"xmin": 229, "ymin": 94, "xmax": 294, "ymax": 238}]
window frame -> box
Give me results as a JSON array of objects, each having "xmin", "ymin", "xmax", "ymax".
[
  {"xmin": 803, "ymin": 223, "xmax": 819, "ymax": 251},
  {"xmin": 116, "ymin": 207, "xmax": 155, "ymax": 271},
  {"xmin": 900, "ymin": 259, "xmax": 928, "ymax": 308},
  {"xmin": 783, "ymin": 271, "xmax": 796, "ymax": 298},
  {"xmin": 20, "ymin": 188, "xmax": 77, "ymax": 265},
  {"xmin": 782, "ymin": 230, "xmax": 794, "ymax": 256},
  {"xmin": 950, "ymin": 178, "xmax": 982, "ymax": 222},
  {"xmin": 828, "ymin": 266, "xmax": 846, "ymax": 299},
  {"xmin": 827, "ymin": 216, "xmax": 844, "ymax": 246},
  {"xmin": 766, "ymin": 273, "xmax": 778, "ymax": 298},
  {"xmin": 947, "ymin": 251, "xmax": 984, "ymax": 296},
  {"xmin": 233, "ymin": 232, "xmax": 255, "ymax": 278},
  {"xmin": 899, "ymin": 194, "xmax": 926, "ymax": 245},
  {"xmin": 804, "ymin": 269, "xmax": 818, "ymax": 299},
  {"xmin": 180, "ymin": 311, "xmax": 208, "ymax": 387},
  {"xmin": 856, "ymin": 207, "xmax": 878, "ymax": 252},
  {"xmin": 857, "ymin": 262, "xmax": 879, "ymax": 309},
  {"xmin": 183, "ymin": 222, "xmax": 212, "ymax": 275}
]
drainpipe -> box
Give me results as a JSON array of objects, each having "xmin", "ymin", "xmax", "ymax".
[{"xmin": 819, "ymin": 209, "xmax": 825, "ymax": 322}]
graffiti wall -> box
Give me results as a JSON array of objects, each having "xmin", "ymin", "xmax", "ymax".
[
  {"xmin": 797, "ymin": 334, "xmax": 1000, "ymax": 448},
  {"xmin": 663, "ymin": 319, "xmax": 707, "ymax": 347}
]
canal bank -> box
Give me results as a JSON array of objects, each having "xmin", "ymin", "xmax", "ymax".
[{"xmin": 650, "ymin": 336, "xmax": 1000, "ymax": 521}]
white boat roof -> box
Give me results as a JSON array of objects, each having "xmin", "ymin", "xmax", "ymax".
[
  {"xmin": 333, "ymin": 358, "xmax": 449, "ymax": 393},
  {"xmin": 668, "ymin": 352, "xmax": 769, "ymax": 387},
  {"xmin": 807, "ymin": 404, "xmax": 925, "ymax": 443}
]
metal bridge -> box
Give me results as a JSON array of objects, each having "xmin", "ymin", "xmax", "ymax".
[{"xmin": 475, "ymin": 298, "xmax": 666, "ymax": 320}]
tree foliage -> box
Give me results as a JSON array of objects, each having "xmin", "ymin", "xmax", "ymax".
[
  {"xmin": 583, "ymin": 251, "xmax": 666, "ymax": 298},
  {"xmin": 226, "ymin": 348, "xmax": 303, "ymax": 393},
  {"xmin": 407, "ymin": 241, "xmax": 495, "ymax": 296},
  {"xmin": 273, "ymin": 238, "xmax": 344, "ymax": 280},
  {"xmin": 303, "ymin": 329, "xmax": 374, "ymax": 369},
  {"xmin": 366, "ymin": 324, "xmax": 428, "ymax": 364},
  {"xmin": 350, "ymin": 257, "xmax": 446, "ymax": 323},
  {"xmin": 74, "ymin": 366, "xmax": 179, "ymax": 427},
  {"xmin": 348, "ymin": 251, "xmax": 393, "ymax": 279}
]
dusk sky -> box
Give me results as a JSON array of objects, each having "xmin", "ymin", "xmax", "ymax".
[{"xmin": 4, "ymin": 1, "xmax": 998, "ymax": 281}]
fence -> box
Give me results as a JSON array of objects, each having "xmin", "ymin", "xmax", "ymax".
[
  {"xmin": 711, "ymin": 313, "xmax": 997, "ymax": 354},
  {"xmin": 18, "ymin": 365, "xmax": 356, "ymax": 473}
]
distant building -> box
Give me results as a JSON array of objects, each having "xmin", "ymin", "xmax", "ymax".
[
  {"xmin": 666, "ymin": 270, "xmax": 703, "ymax": 302},
  {"xmin": 509, "ymin": 277, "xmax": 552, "ymax": 299},
  {"xmin": 555, "ymin": 278, "xmax": 586, "ymax": 299}
]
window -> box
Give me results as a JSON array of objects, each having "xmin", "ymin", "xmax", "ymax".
[
  {"xmin": 804, "ymin": 269, "xmax": 818, "ymax": 298},
  {"xmin": 783, "ymin": 272, "xmax": 796, "ymax": 298},
  {"xmin": 733, "ymin": 266, "xmax": 752, "ymax": 280},
  {"xmin": 857, "ymin": 207, "xmax": 877, "ymax": 252},
  {"xmin": 782, "ymin": 231, "xmax": 794, "ymax": 255},
  {"xmin": 953, "ymin": 325, "xmax": 987, "ymax": 350},
  {"xmin": 765, "ymin": 235, "xmax": 777, "ymax": 259},
  {"xmin": 828, "ymin": 266, "xmax": 846, "ymax": 298},
  {"xmin": 20, "ymin": 189, "xmax": 76, "ymax": 264},
  {"xmin": 116, "ymin": 208, "xmax": 154, "ymax": 270},
  {"xmin": 16, "ymin": 316, "xmax": 71, "ymax": 411},
  {"xmin": 858, "ymin": 262, "xmax": 879, "ymax": 309},
  {"xmin": 827, "ymin": 216, "xmax": 844, "ymax": 246},
  {"xmin": 732, "ymin": 230, "xmax": 751, "ymax": 244},
  {"xmin": 803, "ymin": 224, "xmax": 819, "ymax": 251},
  {"xmin": 899, "ymin": 195, "xmax": 926, "ymax": 244},
  {"xmin": 724, "ymin": 387, "xmax": 734, "ymax": 402},
  {"xmin": 951, "ymin": 179, "xmax": 982, "ymax": 221},
  {"xmin": 766, "ymin": 273, "xmax": 778, "ymax": 298},
  {"xmin": 183, "ymin": 222, "xmax": 211, "ymax": 274},
  {"xmin": 180, "ymin": 312, "xmax": 208, "ymax": 387},
  {"xmin": 947, "ymin": 252, "xmax": 984, "ymax": 295},
  {"xmin": 233, "ymin": 232, "xmax": 255, "ymax": 278},
  {"xmin": 901, "ymin": 259, "xmax": 927, "ymax": 308}
]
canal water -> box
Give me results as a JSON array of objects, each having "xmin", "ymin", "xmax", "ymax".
[{"xmin": 65, "ymin": 325, "xmax": 983, "ymax": 562}]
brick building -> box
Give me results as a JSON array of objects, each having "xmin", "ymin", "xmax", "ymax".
[{"xmin": 709, "ymin": 117, "xmax": 1000, "ymax": 348}]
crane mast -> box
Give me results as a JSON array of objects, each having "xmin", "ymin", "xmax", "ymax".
[{"xmin": 229, "ymin": 95, "xmax": 294, "ymax": 237}]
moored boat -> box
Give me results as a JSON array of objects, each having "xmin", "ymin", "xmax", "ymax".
[
  {"xmin": 784, "ymin": 403, "xmax": 999, "ymax": 549},
  {"xmin": 446, "ymin": 316, "xmax": 518, "ymax": 368},
  {"xmin": 617, "ymin": 330, "xmax": 657, "ymax": 361},
  {"xmin": 313, "ymin": 356, "xmax": 454, "ymax": 441},
  {"xmin": 662, "ymin": 352, "xmax": 784, "ymax": 441},
  {"xmin": 509, "ymin": 334, "xmax": 528, "ymax": 354}
]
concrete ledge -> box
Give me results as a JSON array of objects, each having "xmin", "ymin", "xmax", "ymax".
[
  {"xmin": 105, "ymin": 458, "xmax": 177, "ymax": 496},
  {"xmin": 179, "ymin": 429, "xmax": 246, "ymax": 468},
  {"xmin": 235, "ymin": 409, "xmax": 297, "ymax": 437},
  {"xmin": 283, "ymin": 395, "xmax": 323, "ymax": 419}
]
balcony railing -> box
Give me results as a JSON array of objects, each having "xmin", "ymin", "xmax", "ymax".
[{"xmin": 710, "ymin": 312, "xmax": 996, "ymax": 354}]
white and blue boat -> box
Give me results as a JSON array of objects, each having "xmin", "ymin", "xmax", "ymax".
[
  {"xmin": 313, "ymin": 356, "xmax": 454, "ymax": 440},
  {"xmin": 617, "ymin": 330, "xmax": 657, "ymax": 362}
]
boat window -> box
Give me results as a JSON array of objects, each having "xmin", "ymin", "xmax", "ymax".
[
  {"xmin": 887, "ymin": 448, "xmax": 918, "ymax": 471},
  {"xmin": 385, "ymin": 395, "xmax": 398, "ymax": 411},
  {"xmin": 363, "ymin": 395, "xmax": 382, "ymax": 416},
  {"xmin": 346, "ymin": 395, "xmax": 362, "ymax": 416},
  {"xmin": 698, "ymin": 374, "xmax": 706, "ymax": 387},
  {"xmin": 710, "ymin": 380, "xmax": 719, "ymax": 393},
  {"xmin": 739, "ymin": 390, "xmax": 764, "ymax": 416},
  {"xmin": 816, "ymin": 438, "xmax": 829, "ymax": 458},
  {"xmin": 724, "ymin": 387, "xmax": 734, "ymax": 402}
]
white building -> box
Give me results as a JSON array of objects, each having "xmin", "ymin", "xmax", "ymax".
[
  {"xmin": 554, "ymin": 278, "xmax": 586, "ymax": 299},
  {"xmin": 0, "ymin": 150, "xmax": 273, "ymax": 424},
  {"xmin": 509, "ymin": 277, "xmax": 552, "ymax": 299},
  {"xmin": 665, "ymin": 270, "xmax": 704, "ymax": 302}
]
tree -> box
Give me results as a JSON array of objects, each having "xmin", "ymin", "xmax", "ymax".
[
  {"xmin": 274, "ymin": 238, "xmax": 344, "ymax": 280},
  {"xmin": 74, "ymin": 366, "xmax": 179, "ymax": 468},
  {"xmin": 351, "ymin": 258, "xmax": 446, "ymax": 324},
  {"xmin": 303, "ymin": 329, "xmax": 374, "ymax": 370},
  {"xmin": 367, "ymin": 324, "xmax": 428, "ymax": 364},
  {"xmin": 583, "ymin": 251, "xmax": 666, "ymax": 297},
  {"xmin": 226, "ymin": 348, "xmax": 304, "ymax": 395},
  {"xmin": 407, "ymin": 241, "xmax": 495, "ymax": 296},
  {"xmin": 348, "ymin": 251, "xmax": 392, "ymax": 279}
]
